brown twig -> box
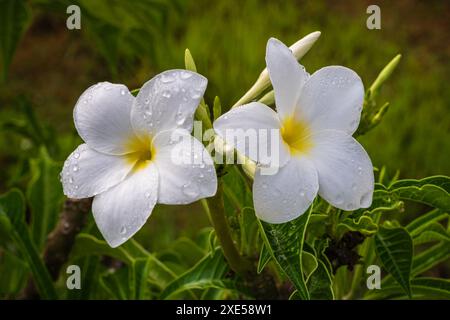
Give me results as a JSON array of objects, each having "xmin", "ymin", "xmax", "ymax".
[{"xmin": 20, "ymin": 198, "xmax": 92, "ymax": 299}]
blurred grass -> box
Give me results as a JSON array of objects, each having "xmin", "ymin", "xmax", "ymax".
[{"xmin": 0, "ymin": 0, "xmax": 449, "ymax": 249}]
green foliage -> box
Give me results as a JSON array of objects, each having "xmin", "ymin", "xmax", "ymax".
[
  {"xmin": 0, "ymin": 1, "xmax": 448, "ymax": 300},
  {"xmin": 0, "ymin": 0, "xmax": 29, "ymax": 80},
  {"xmin": 258, "ymin": 207, "xmax": 313, "ymax": 300},
  {"xmin": 0, "ymin": 189, "xmax": 56, "ymax": 299},
  {"xmin": 27, "ymin": 147, "xmax": 64, "ymax": 249},
  {"xmin": 375, "ymin": 226, "xmax": 413, "ymax": 298}
]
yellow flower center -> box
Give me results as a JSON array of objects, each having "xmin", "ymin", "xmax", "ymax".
[
  {"xmin": 125, "ymin": 135, "xmax": 155, "ymax": 172},
  {"xmin": 281, "ymin": 116, "xmax": 312, "ymax": 155}
]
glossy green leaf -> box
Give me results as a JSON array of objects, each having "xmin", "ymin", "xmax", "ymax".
[
  {"xmin": 258, "ymin": 206, "xmax": 313, "ymax": 300},
  {"xmin": 0, "ymin": 0, "xmax": 30, "ymax": 79},
  {"xmin": 307, "ymin": 259, "xmax": 334, "ymax": 300},
  {"xmin": 27, "ymin": 147, "xmax": 64, "ymax": 249},
  {"xmin": 336, "ymin": 215, "xmax": 378, "ymax": 238},
  {"xmin": 406, "ymin": 209, "xmax": 448, "ymax": 236},
  {"xmin": 411, "ymin": 241, "xmax": 450, "ymax": 277},
  {"xmin": 160, "ymin": 249, "xmax": 243, "ymax": 299},
  {"xmin": 257, "ymin": 244, "xmax": 271, "ymax": 274},
  {"xmin": 0, "ymin": 189, "xmax": 57, "ymax": 299},
  {"xmin": 376, "ymin": 176, "xmax": 450, "ymax": 211},
  {"xmin": 129, "ymin": 258, "xmax": 151, "ymax": 300},
  {"xmin": 71, "ymin": 233, "xmax": 175, "ymax": 288},
  {"xmin": 412, "ymin": 222, "xmax": 450, "ymax": 245},
  {"xmin": 375, "ymin": 226, "xmax": 413, "ymax": 298},
  {"xmin": 366, "ymin": 278, "xmax": 450, "ymax": 300}
]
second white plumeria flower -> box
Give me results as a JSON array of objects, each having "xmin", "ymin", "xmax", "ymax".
[
  {"xmin": 61, "ymin": 70, "xmax": 217, "ymax": 247},
  {"xmin": 214, "ymin": 38, "xmax": 374, "ymax": 223}
]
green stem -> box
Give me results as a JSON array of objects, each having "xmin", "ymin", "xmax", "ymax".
[{"xmin": 202, "ymin": 181, "xmax": 252, "ymax": 275}]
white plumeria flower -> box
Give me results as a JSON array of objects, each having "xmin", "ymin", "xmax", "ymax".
[
  {"xmin": 61, "ymin": 70, "xmax": 217, "ymax": 247},
  {"xmin": 214, "ymin": 38, "xmax": 374, "ymax": 223}
]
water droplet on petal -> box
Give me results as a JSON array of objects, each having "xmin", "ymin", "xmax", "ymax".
[
  {"xmin": 180, "ymin": 71, "xmax": 192, "ymax": 80},
  {"xmin": 73, "ymin": 165, "xmax": 79, "ymax": 172},
  {"xmin": 360, "ymin": 191, "xmax": 372, "ymax": 207},
  {"xmin": 161, "ymin": 74, "xmax": 175, "ymax": 83},
  {"xmin": 335, "ymin": 194, "xmax": 344, "ymax": 205},
  {"xmin": 120, "ymin": 226, "xmax": 127, "ymax": 235},
  {"xmin": 74, "ymin": 152, "xmax": 80, "ymax": 159},
  {"xmin": 162, "ymin": 91, "xmax": 171, "ymax": 98},
  {"xmin": 120, "ymin": 89, "xmax": 126, "ymax": 95}
]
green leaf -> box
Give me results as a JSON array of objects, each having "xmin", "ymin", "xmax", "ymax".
[
  {"xmin": 366, "ymin": 278, "xmax": 450, "ymax": 300},
  {"xmin": 129, "ymin": 258, "xmax": 151, "ymax": 300},
  {"xmin": 406, "ymin": 209, "xmax": 448, "ymax": 236},
  {"xmin": 184, "ymin": 48, "xmax": 197, "ymax": 72},
  {"xmin": 257, "ymin": 244, "xmax": 271, "ymax": 274},
  {"xmin": 336, "ymin": 215, "xmax": 378, "ymax": 238},
  {"xmin": 0, "ymin": 249, "xmax": 29, "ymax": 297},
  {"xmin": 27, "ymin": 147, "xmax": 64, "ymax": 249},
  {"xmin": 160, "ymin": 249, "xmax": 243, "ymax": 299},
  {"xmin": 375, "ymin": 226, "xmax": 413, "ymax": 298},
  {"xmin": 258, "ymin": 206, "xmax": 313, "ymax": 300},
  {"xmin": 0, "ymin": 0, "xmax": 30, "ymax": 80},
  {"xmin": 213, "ymin": 96, "xmax": 222, "ymax": 120},
  {"xmin": 71, "ymin": 233, "xmax": 175, "ymax": 288},
  {"xmin": 411, "ymin": 241, "xmax": 450, "ymax": 277},
  {"xmin": 307, "ymin": 259, "xmax": 334, "ymax": 300},
  {"xmin": 100, "ymin": 267, "xmax": 130, "ymax": 300},
  {"xmin": 0, "ymin": 189, "xmax": 57, "ymax": 299},
  {"xmin": 376, "ymin": 176, "xmax": 450, "ymax": 211},
  {"xmin": 412, "ymin": 222, "xmax": 450, "ymax": 245},
  {"xmin": 302, "ymin": 251, "xmax": 318, "ymax": 283}
]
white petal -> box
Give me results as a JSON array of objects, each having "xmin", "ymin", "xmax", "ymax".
[
  {"xmin": 213, "ymin": 102, "xmax": 290, "ymax": 167},
  {"xmin": 92, "ymin": 164, "xmax": 158, "ymax": 248},
  {"xmin": 309, "ymin": 130, "xmax": 374, "ymax": 211},
  {"xmin": 253, "ymin": 157, "xmax": 318, "ymax": 224},
  {"xmin": 74, "ymin": 82, "xmax": 137, "ymax": 155},
  {"xmin": 266, "ymin": 38, "xmax": 309, "ymax": 120},
  {"xmin": 152, "ymin": 129, "xmax": 217, "ymax": 204},
  {"xmin": 296, "ymin": 66, "xmax": 364, "ymax": 135},
  {"xmin": 131, "ymin": 70, "xmax": 207, "ymax": 138},
  {"xmin": 61, "ymin": 144, "xmax": 134, "ymax": 199}
]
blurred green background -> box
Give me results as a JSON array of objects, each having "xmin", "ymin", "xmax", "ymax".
[{"xmin": 0, "ymin": 0, "xmax": 449, "ymax": 251}]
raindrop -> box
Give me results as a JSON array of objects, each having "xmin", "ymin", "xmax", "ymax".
[
  {"xmin": 74, "ymin": 152, "xmax": 80, "ymax": 159},
  {"xmin": 162, "ymin": 91, "xmax": 171, "ymax": 98},
  {"xmin": 191, "ymin": 91, "xmax": 201, "ymax": 99},
  {"xmin": 161, "ymin": 74, "xmax": 175, "ymax": 83},
  {"xmin": 73, "ymin": 165, "xmax": 79, "ymax": 172},
  {"xmin": 182, "ymin": 183, "xmax": 199, "ymax": 198},
  {"xmin": 335, "ymin": 194, "xmax": 344, "ymax": 205},
  {"xmin": 69, "ymin": 177, "xmax": 74, "ymax": 184},
  {"xmin": 180, "ymin": 71, "xmax": 192, "ymax": 80},
  {"xmin": 360, "ymin": 191, "xmax": 372, "ymax": 207},
  {"xmin": 300, "ymin": 191, "xmax": 305, "ymax": 197},
  {"xmin": 144, "ymin": 99, "xmax": 150, "ymax": 105},
  {"xmin": 145, "ymin": 192, "xmax": 151, "ymax": 198},
  {"xmin": 120, "ymin": 226, "xmax": 127, "ymax": 235},
  {"xmin": 120, "ymin": 89, "xmax": 126, "ymax": 95}
]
